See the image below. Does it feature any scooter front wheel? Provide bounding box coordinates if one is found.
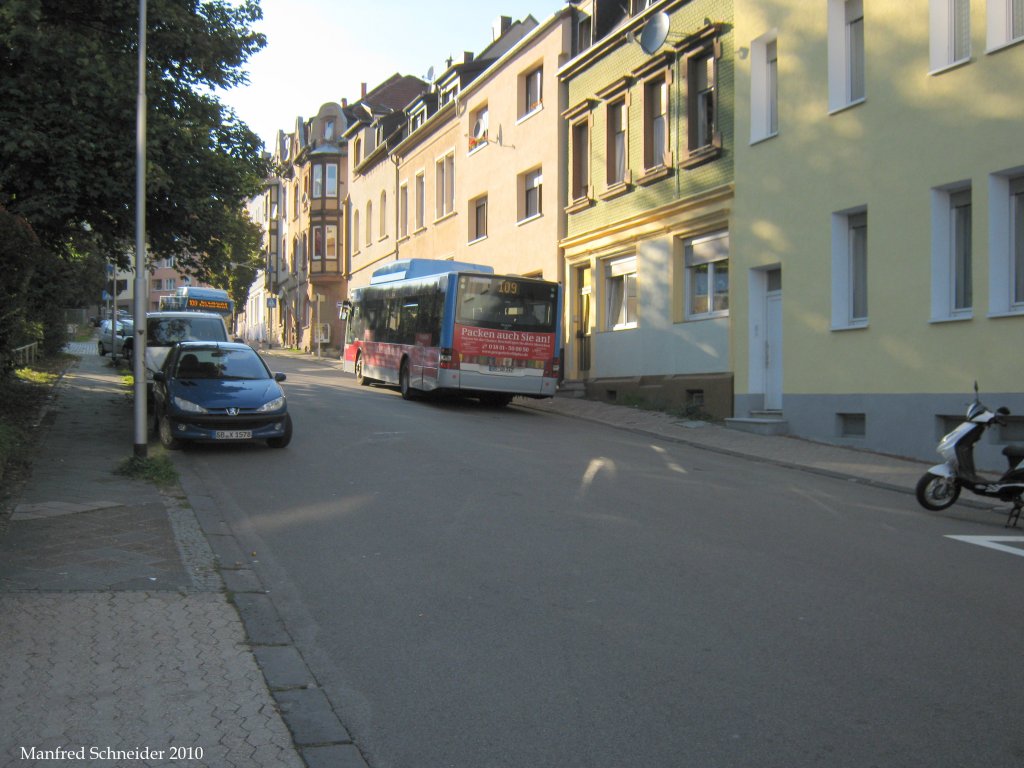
[915,472,961,511]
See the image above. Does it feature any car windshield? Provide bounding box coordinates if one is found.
[148,316,227,346]
[174,348,270,381]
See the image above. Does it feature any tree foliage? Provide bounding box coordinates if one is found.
[0,0,270,371]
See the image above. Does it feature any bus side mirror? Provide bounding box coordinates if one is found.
[339,301,352,321]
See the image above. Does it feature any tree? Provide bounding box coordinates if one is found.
[0,0,270,272]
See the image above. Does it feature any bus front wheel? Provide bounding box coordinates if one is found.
[400,360,417,401]
[354,353,370,386]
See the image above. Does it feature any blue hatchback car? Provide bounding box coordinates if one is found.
[153,341,292,449]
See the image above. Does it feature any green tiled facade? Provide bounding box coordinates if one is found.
[564,0,734,239]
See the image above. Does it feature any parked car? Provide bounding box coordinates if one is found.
[97,319,133,359]
[120,311,231,390]
[152,341,292,449]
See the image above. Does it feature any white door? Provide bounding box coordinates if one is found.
[764,270,783,410]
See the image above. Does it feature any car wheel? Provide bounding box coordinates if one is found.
[98,342,107,356]
[158,413,183,450]
[267,414,292,449]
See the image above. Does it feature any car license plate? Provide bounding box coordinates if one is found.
[215,430,252,440]
[488,365,516,374]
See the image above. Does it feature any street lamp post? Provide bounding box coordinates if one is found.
[132,0,149,458]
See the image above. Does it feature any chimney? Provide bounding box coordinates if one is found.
[341,98,348,107]
[361,82,367,98]
[464,51,474,63]
[492,15,512,41]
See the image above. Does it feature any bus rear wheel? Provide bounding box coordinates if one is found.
[400,360,417,400]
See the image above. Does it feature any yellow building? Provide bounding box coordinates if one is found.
[731,0,1024,463]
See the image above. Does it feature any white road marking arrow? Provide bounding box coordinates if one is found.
[945,536,1024,558]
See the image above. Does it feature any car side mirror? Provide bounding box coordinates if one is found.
[274,372,286,382]
[153,371,166,383]
[234,337,245,344]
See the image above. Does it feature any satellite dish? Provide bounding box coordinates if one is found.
[426,66,435,83]
[639,12,670,55]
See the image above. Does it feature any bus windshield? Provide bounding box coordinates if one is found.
[455,275,557,333]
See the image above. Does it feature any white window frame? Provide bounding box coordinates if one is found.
[988,170,1024,316]
[828,0,866,112]
[313,226,323,260]
[750,32,779,143]
[930,0,971,72]
[326,164,338,198]
[415,172,425,231]
[469,195,488,243]
[435,152,455,220]
[685,231,730,319]
[987,0,1024,51]
[605,255,638,330]
[831,207,869,329]
[399,183,409,239]
[930,184,973,321]
[312,165,323,198]
[643,74,669,171]
[520,167,543,223]
[520,65,543,120]
[325,224,338,260]
[379,191,387,240]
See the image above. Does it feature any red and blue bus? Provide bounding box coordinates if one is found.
[342,259,562,406]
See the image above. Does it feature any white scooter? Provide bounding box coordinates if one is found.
[915,386,1024,527]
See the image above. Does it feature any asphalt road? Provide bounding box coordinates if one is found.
[179,354,1024,768]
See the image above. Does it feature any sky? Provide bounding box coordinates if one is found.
[218,0,565,150]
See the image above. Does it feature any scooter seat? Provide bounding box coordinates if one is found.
[1003,444,1024,461]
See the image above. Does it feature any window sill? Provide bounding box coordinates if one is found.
[987,308,1024,319]
[831,321,869,332]
[599,181,632,201]
[636,165,672,186]
[565,197,594,214]
[685,310,729,321]
[516,105,543,125]
[929,312,972,324]
[750,131,779,146]
[608,322,638,332]
[517,213,543,227]
[679,146,721,169]
[468,235,488,246]
[412,226,427,235]
[828,97,866,116]
[928,57,972,76]
[468,141,489,156]
[986,36,1024,56]
[433,210,457,225]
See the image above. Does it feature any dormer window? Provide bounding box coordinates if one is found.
[324,120,335,140]
[353,137,362,166]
